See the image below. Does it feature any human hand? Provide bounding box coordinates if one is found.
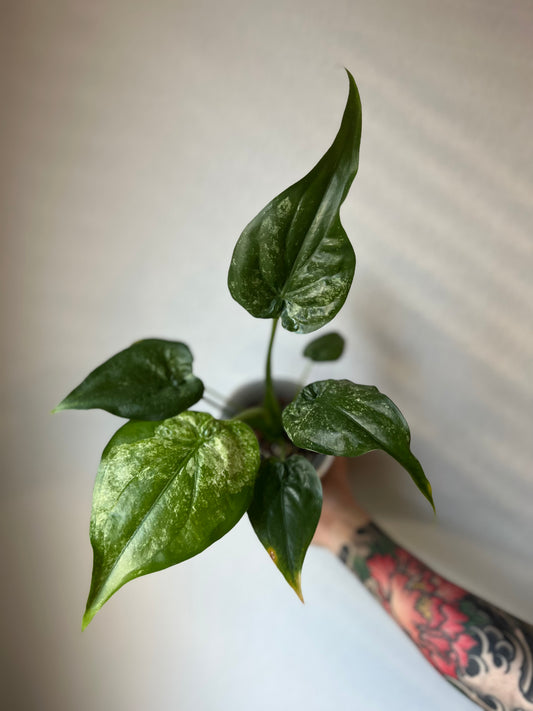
[313,457,370,554]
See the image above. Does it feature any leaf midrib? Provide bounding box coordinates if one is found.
[93,433,207,602]
[279,155,347,305]
[335,402,391,455]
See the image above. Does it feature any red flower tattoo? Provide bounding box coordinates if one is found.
[367,548,477,678]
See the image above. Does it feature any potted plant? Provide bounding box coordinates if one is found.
[54,70,434,630]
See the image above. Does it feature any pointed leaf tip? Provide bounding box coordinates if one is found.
[283,380,434,511]
[426,482,436,514]
[291,572,305,603]
[84,412,260,624]
[228,70,362,333]
[248,456,322,601]
[81,608,95,631]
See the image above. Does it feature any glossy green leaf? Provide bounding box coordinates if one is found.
[282,380,434,510]
[54,339,204,420]
[303,331,345,362]
[248,455,322,601]
[83,412,260,629]
[228,70,361,334]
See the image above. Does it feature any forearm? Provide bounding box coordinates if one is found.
[327,514,533,711]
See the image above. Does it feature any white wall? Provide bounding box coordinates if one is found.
[1,1,532,709]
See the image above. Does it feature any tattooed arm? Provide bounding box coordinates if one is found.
[314,458,533,711]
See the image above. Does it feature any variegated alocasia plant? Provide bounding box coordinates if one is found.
[55,70,434,630]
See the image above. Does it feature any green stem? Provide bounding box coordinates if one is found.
[265,318,279,393]
[263,318,282,434]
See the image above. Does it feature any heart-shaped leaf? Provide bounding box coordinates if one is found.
[228,70,361,334]
[54,339,204,420]
[248,455,322,601]
[303,332,345,362]
[282,380,434,510]
[83,412,260,629]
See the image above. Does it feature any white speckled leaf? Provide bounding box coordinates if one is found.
[282,380,434,510]
[228,70,361,334]
[83,412,260,629]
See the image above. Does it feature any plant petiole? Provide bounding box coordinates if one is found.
[263,318,282,435]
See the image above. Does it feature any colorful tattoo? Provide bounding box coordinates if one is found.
[339,523,533,711]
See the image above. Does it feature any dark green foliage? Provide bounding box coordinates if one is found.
[83,412,260,629]
[55,70,434,628]
[304,332,345,362]
[55,339,204,420]
[283,379,434,510]
[228,71,361,334]
[248,456,322,601]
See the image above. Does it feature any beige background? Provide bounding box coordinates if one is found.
[1,1,532,709]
